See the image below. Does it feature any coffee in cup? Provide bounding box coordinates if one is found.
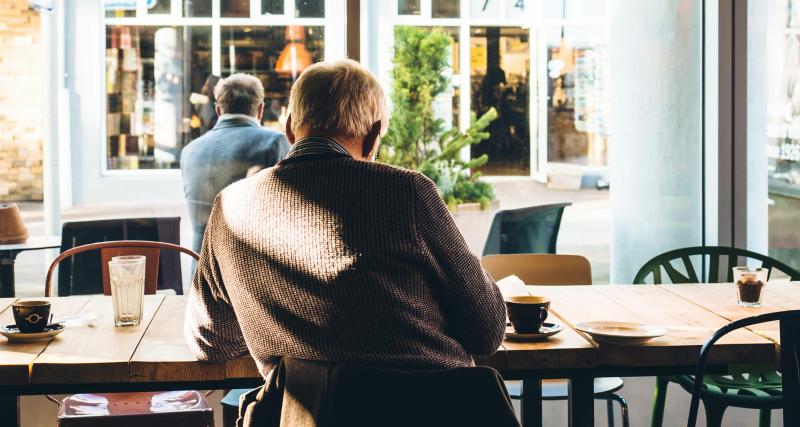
[12,300,51,333]
[505,296,550,333]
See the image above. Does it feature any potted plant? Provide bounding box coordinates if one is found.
[381,27,499,251]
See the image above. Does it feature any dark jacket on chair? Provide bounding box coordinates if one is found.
[237,358,520,427]
[180,114,289,253]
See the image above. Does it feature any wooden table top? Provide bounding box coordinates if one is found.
[0,283,793,387]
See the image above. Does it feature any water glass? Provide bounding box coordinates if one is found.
[733,266,768,308]
[109,255,146,326]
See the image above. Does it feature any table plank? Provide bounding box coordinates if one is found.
[502,312,596,371]
[31,294,165,384]
[0,297,90,386]
[661,283,800,344]
[130,296,227,383]
[529,285,774,367]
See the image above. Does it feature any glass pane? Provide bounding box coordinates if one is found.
[105,26,212,170]
[432,0,460,18]
[221,26,325,130]
[296,0,324,17]
[262,0,283,15]
[545,25,609,166]
[221,0,249,17]
[105,0,136,18]
[184,0,212,17]
[766,1,800,268]
[470,26,530,175]
[398,0,421,16]
[148,0,171,14]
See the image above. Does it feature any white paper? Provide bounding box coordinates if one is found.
[496,275,531,299]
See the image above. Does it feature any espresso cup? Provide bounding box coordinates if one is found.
[505,296,550,333]
[12,300,51,333]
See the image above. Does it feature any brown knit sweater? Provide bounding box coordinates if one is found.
[184,154,506,377]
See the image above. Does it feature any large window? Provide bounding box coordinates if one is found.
[766,0,800,267]
[103,0,330,171]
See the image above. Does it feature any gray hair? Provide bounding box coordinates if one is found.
[289,59,387,137]
[214,73,264,117]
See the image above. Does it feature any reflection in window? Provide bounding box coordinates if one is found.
[221,0,250,17]
[221,26,324,130]
[184,0,212,17]
[767,0,800,267]
[398,0,421,16]
[546,25,609,166]
[262,0,283,14]
[148,0,172,14]
[470,27,530,175]
[295,0,324,17]
[432,0,459,18]
[105,26,212,170]
[105,0,135,18]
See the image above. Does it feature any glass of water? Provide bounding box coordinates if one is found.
[109,255,146,326]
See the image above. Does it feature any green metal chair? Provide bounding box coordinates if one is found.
[633,246,800,427]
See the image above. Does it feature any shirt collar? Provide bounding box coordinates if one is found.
[284,136,353,160]
[216,113,261,128]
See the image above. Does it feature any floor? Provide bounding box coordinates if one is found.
[10,179,781,425]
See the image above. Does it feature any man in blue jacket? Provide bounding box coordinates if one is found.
[181,73,289,253]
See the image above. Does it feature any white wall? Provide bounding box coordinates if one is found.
[608,0,704,283]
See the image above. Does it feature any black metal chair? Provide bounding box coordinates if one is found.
[687,310,800,427]
[482,203,571,256]
[58,217,184,296]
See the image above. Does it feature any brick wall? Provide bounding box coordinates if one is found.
[0,0,42,201]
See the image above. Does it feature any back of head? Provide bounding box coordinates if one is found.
[289,59,387,138]
[215,73,264,117]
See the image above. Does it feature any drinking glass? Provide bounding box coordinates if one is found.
[733,266,768,308]
[109,255,146,326]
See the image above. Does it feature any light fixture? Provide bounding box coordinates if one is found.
[275,26,313,80]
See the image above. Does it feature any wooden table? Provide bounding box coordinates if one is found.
[0,236,60,297]
[0,284,794,427]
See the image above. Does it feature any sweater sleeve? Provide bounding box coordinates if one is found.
[413,173,507,356]
[184,196,249,362]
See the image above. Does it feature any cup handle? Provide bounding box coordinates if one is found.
[539,307,548,322]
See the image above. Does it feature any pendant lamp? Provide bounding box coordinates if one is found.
[275,26,313,80]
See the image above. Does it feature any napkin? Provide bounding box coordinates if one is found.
[496,275,531,299]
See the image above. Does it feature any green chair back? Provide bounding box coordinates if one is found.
[633,246,800,285]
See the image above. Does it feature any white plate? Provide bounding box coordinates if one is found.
[575,321,666,345]
[0,323,65,343]
[505,322,563,341]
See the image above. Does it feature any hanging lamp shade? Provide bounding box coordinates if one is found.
[275,26,313,78]
[0,203,28,244]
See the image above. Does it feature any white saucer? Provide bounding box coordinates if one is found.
[575,321,666,345]
[505,322,563,341]
[0,323,65,343]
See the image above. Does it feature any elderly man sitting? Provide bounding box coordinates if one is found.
[185,59,505,379]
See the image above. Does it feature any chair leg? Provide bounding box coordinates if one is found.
[606,400,615,427]
[702,401,726,427]
[650,376,669,427]
[758,408,771,427]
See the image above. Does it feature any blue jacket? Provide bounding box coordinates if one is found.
[181,115,289,252]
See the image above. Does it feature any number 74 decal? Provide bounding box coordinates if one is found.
[482,0,526,11]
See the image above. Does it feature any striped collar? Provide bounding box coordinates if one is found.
[284,136,353,160]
